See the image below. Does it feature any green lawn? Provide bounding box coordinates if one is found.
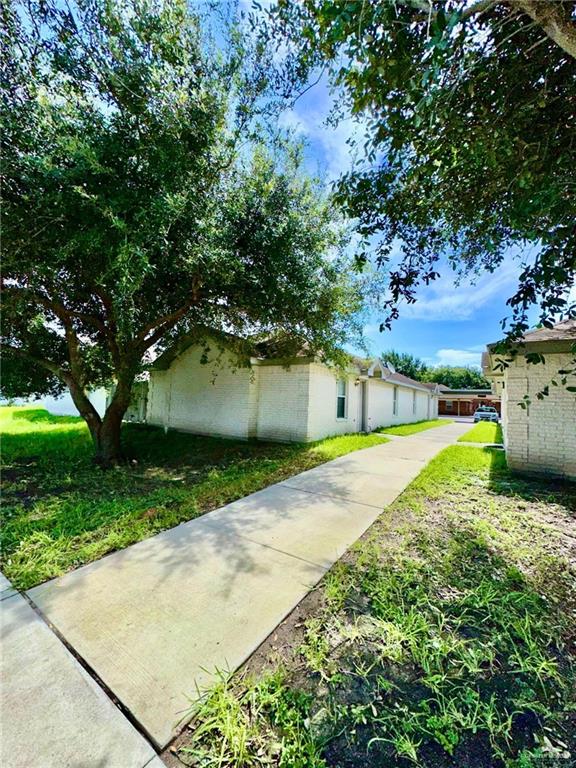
[375,418,451,436]
[174,445,576,768]
[458,421,503,444]
[0,406,387,589]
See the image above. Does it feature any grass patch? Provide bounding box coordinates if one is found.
[459,421,503,444]
[375,418,451,436]
[0,406,387,589]
[174,446,576,768]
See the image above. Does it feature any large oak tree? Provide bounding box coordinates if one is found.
[266,0,576,342]
[2,0,364,464]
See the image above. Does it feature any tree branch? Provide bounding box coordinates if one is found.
[63,372,103,432]
[92,286,123,369]
[461,0,498,23]
[508,0,576,59]
[411,0,497,23]
[2,285,107,333]
[135,278,202,350]
[137,302,196,349]
[3,344,64,377]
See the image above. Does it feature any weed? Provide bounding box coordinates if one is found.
[179,670,327,767]
[175,445,575,767]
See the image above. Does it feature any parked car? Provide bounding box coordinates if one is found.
[473,406,499,423]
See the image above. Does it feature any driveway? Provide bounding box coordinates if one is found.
[12,421,469,757]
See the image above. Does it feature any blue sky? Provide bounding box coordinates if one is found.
[277,77,543,369]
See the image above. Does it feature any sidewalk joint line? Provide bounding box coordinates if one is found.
[20,589,162,754]
[228,535,330,572]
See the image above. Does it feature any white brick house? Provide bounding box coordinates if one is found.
[144,334,439,443]
[483,320,576,480]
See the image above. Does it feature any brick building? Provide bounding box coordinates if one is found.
[141,331,440,442]
[436,387,501,418]
[483,319,576,479]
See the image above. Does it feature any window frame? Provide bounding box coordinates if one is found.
[336,378,347,420]
[412,390,417,415]
[445,400,453,411]
[392,385,398,416]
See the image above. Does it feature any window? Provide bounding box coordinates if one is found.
[336,378,347,419]
[445,400,453,411]
[412,391,417,415]
[393,385,398,415]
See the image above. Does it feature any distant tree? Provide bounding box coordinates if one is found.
[2,0,364,465]
[381,350,428,381]
[266,0,576,342]
[423,366,490,389]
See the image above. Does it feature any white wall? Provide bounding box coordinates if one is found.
[255,363,311,442]
[502,352,576,479]
[145,347,439,444]
[367,380,433,428]
[147,370,169,425]
[147,347,257,439]
[307,364,361,441]
[365,379,394,430]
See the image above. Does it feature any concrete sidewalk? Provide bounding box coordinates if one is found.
[0,573,162,768]
[26,421,469,750]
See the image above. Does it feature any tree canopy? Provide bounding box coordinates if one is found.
[424,366,490,390]
[380,349,429,381]
[267,0,576,342]
[2,0,365,463]
[381,349,490,388]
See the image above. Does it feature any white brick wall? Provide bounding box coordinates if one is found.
[146,345,440,444]
[255,363,311,442]
[502,352,576,479]
[306,364,361,441]
[147,347,256,439]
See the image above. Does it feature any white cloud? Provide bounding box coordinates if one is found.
[428,347,485,367]
[279,109,358,181]
[278,78,365,181]
[401,257,521,321]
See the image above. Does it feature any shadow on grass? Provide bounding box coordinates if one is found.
[1,415,387,590]
[485,445,576,507]
[177,503,576,768]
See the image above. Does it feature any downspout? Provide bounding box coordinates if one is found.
[164,368,173,434]
[247,358,260,440]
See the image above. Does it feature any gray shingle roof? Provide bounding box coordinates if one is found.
[522,319,576,343]
[381,370,431,391]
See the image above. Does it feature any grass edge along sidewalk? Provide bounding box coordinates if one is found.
[375,418,451,436]
[1,406,387,590]
[167,444,576,768]
[458,421,503,444]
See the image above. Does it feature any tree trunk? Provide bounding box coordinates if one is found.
[92,406,125,467]
[65,370,135,467]
[91,372,136,467]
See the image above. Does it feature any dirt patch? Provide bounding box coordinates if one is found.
[162,587,327,766]
[162,457,576,768]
